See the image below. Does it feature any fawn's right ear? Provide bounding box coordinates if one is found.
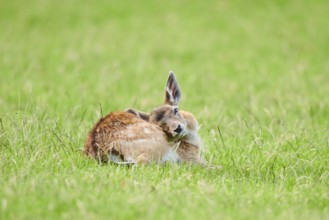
[164,71,181,106]
[125,108,150,121]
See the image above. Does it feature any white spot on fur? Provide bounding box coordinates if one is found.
[109,154,123,163]
[108,154,136,165]
[161,145,181,163]
[161,149,180,163]
[126,130,135,138]
[143,128,151,133]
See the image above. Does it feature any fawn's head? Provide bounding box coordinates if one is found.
[127,72,188,141]
[149,72,187,140]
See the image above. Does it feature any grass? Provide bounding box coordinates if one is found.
[1,0,328,219]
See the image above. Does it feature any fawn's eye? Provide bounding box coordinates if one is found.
[174,108,179,114]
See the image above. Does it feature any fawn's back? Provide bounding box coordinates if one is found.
[84,111,170,163]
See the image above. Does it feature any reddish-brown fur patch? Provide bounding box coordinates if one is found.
[84,111,169,163]
[84,112,144,162]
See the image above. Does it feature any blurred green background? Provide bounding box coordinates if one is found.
[0,0,328,219]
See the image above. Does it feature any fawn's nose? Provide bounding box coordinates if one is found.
[174,124,183,134]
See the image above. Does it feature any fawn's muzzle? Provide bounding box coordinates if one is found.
[174,124,183,134]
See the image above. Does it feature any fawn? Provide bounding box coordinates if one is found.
[84,72,204,164]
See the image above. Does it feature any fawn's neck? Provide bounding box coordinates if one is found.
[181,131,201,148]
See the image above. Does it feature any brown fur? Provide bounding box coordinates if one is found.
[84,111,170,163]
[84,72,205,164]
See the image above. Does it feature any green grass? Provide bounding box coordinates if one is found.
[1,0,329,219]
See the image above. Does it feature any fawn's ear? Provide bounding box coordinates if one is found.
[125,108,150,121]
[164,71,181,106]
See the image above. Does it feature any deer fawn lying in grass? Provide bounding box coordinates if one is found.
[84,72,204,164]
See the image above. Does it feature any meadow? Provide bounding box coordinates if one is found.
[0,0,328,219]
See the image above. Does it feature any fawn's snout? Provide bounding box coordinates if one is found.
[174,124,183,134]
[168,120,186,137]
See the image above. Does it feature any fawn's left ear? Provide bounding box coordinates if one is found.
[164,71,181,106]
[125,108,150,121]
